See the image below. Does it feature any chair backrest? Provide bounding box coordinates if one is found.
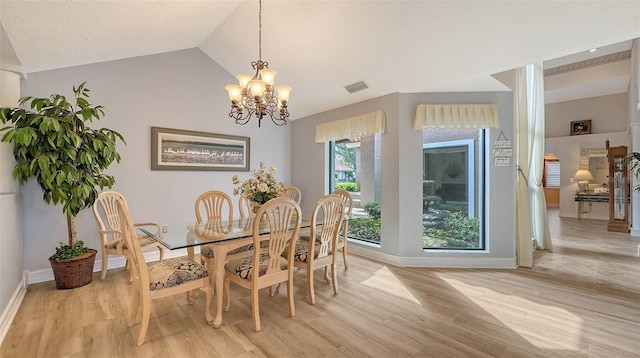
[331,189,353,242]
[238,195,255,218]
[332,189,353,217]
[115,196,149,291]
[252,197,301,280]
[93,190,127,246]
[309,194,345,258]
[283,186,302,204]
[195,190,233,223]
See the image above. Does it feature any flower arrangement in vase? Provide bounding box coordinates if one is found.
[232,162,284,210]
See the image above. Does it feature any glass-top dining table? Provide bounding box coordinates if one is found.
[137,215,314,328]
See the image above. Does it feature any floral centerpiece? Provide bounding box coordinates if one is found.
[232,162,284,206]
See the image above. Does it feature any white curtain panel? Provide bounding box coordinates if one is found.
[526,63,553,251]
[413,104,500,130]
[315,110,385,143]
[515,67,533,267]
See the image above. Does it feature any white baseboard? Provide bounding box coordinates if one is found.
[348,243,517,269]
[0,277,27,346]
[28,247,196,285]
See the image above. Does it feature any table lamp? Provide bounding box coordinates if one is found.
[574,169,594,192]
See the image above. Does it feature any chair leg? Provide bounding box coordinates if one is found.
[342,241,349,269]
[251,288,261,332]
[100,252,108,280]
[287,278,296,318]
[270,283,281,296]
[307,266,316,305]
[136,297,151,346]
[128,260,134,283]
[158,246,164,262]
[128,290,141,327]
[323,266,330,282]
[331,262,339,295]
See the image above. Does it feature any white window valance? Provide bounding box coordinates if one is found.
[413,104,500,130]
[315,110,385,143]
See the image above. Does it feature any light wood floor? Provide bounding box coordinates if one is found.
[2,209,639,357]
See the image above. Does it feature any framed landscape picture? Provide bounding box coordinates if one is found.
[151,127,250,171]
[570,120,592,136]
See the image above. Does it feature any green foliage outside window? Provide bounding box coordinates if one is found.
[363,201,381,219]
[335,182,358,192]
[423,211,480,248]
[347,218,381,243]
[346,202,479,247]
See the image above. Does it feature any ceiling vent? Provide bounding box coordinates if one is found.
[344,80,369,94]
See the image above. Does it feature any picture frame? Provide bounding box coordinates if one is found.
[151,127,250,171]
[570,120,592,136]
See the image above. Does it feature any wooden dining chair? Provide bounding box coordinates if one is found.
[238,195,255,218]
[194,191,233,280]
[223,197,301,332]
[116,196,213,346]
[195,190,254,295]
[288,194,344,305]
[195,190,234,223]
[92,191,165,280]
[332,189,353,269]
[283,186,302,204]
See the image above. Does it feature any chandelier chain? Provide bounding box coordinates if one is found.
[258,0,262,61]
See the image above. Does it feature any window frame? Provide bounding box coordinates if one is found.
[421,130,486,251]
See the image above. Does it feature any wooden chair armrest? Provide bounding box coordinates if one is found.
[99,229,126,249]
[133,222,161,228]
[134,222,161,235]
[100,229,123,236]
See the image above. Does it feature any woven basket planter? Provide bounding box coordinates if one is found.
[49,249,97,289]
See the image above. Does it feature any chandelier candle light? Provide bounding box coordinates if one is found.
[225,0,291,127]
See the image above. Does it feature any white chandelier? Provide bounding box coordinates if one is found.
[225,0,291,127]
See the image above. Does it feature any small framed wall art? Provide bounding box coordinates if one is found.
[570,120,592,136]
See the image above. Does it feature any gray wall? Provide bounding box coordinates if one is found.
[18,49,292,274]
[545,93,628,138]
[291,91,516,267]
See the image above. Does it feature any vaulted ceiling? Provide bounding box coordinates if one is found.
[1,1,638,120]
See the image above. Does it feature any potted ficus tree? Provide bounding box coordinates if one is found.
[0,82,125,289]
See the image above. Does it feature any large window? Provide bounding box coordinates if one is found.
[422,129,484,249]
[330,134,382,244]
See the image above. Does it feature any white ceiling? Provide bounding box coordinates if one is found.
[1,1,639,120]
